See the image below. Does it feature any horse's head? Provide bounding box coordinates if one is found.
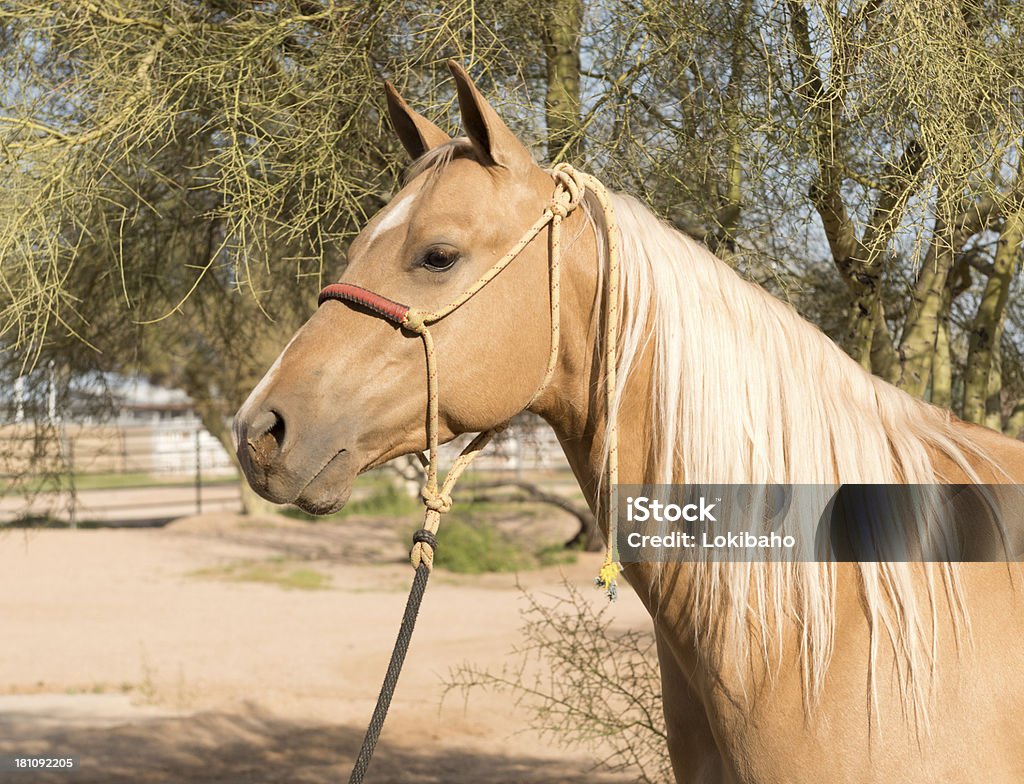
[234,63,586,514]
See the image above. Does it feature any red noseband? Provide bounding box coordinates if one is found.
[318,283,410,325]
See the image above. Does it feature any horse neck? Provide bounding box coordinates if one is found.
[531,201,645,482]
[529,191,1024,713]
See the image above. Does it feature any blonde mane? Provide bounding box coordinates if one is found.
[406,142,989,724]
[602,192,991,725]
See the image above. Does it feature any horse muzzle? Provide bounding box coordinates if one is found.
[234,404,358,514]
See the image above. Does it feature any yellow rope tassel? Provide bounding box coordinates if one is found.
[595,549,621,602]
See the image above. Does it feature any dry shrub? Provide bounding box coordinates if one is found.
[445,581,671,783]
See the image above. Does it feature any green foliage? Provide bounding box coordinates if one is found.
[429,517,527,574]
[445,581,669,782]
[425,512,577,574]
[343,483,422,518]
[282,475,579,572]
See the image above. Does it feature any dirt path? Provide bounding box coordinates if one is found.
[0,484,242,525]
[0,516,653,782]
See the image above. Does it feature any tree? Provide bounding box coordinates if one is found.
[3,2,1023,521]
[543,0,584,163]
[585,0,1024,427]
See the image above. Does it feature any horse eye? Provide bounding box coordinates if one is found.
[421,246,460,272]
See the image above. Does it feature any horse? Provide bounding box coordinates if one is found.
[233,62,1024,783]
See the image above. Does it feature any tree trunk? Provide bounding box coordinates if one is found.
[788,3,924,377]
[897,211,956,398]
[931,289,953,408]
[543,0,583,163]
[197,401,281,517]
[712,0,751,255]
[985,343,1004,432]
[962,209,1023,424]
[846,289,876,370]
[236,477,281,518]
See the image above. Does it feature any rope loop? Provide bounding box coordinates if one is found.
[410,541,435,570]
[548,163,586,219]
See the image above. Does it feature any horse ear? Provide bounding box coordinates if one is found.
[384,81,450,161]
[447,61,533,170]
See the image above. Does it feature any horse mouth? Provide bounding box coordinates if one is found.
[291,448,355,514]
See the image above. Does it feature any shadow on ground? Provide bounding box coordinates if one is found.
[0,705,625,783]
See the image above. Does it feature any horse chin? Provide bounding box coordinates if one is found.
[291,451,357,515]
[293,490,351,516]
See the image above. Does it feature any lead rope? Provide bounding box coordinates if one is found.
[576,167,623,600]
[341,164,621,783]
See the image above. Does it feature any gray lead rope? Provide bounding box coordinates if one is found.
[347,530,435,783]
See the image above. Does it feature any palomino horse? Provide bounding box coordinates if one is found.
[234,63,1024,782]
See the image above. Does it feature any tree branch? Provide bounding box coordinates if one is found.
[468,480,600,551]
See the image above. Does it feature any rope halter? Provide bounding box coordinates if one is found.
[318,162,622,599]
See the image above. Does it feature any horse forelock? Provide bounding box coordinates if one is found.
[403,137,476,184]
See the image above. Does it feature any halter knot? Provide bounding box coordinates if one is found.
[548,163,586,219]
[421,489,452,514]
[402,309,428,334]
[548,198,572,220]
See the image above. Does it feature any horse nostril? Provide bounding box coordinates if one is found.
[269,412,285,448]
[247,409,286,468]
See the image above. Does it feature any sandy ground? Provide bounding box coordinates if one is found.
[0,513,653,783]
